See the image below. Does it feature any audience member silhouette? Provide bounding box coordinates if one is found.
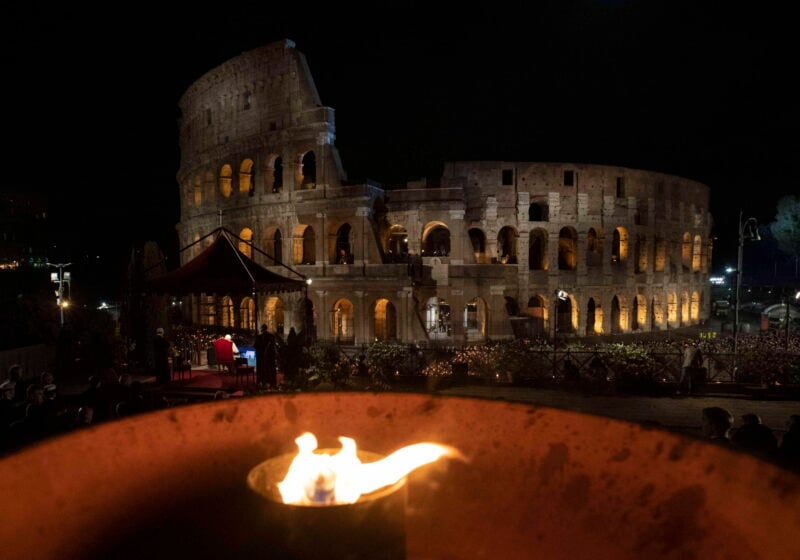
[255,324,277,388]
[779,414,800,472]
[153,327,172,384]
[701,406,734,445]
[731,413,779,461]
[7,364,31,405]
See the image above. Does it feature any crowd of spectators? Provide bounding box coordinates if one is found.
[0,363,168,457]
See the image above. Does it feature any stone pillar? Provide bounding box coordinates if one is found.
[449,209,465,264]
[315,290,328,340]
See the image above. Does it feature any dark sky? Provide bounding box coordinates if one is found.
[3,1,798,296]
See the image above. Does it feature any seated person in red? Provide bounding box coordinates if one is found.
[212,335,238,374]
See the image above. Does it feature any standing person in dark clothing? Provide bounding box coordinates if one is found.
[281,327,301,384]
[779,415,800,472]
[153,327,172,384]
[255,324,277,389]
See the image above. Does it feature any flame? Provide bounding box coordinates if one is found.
[276,432,458,505]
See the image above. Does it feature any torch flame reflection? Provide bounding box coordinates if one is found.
[277,432,459,505]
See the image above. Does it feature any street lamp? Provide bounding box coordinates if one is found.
[48,262,72,327]
[553,289,568,344]
[733,211,760,375]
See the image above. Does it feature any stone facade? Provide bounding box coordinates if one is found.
[175,39,712,345]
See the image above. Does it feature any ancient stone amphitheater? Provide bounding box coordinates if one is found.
[175,39,712,346]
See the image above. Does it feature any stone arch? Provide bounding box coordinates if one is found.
[263,227,283,265]
[681,291,690,325]
[667,292,678,325]
[528,228,548,270]
[219,164,233,198]
[558,227,577,270]
[526,295,547,335]
[554,293,575,335]
[586,298,602,335]
[262,296,286,337]
[611,295,626,333]
[528,202,549,221]
[425,296,452,339]
[334,223,352,264]
[632,294,647,331]
[293,224,316,265]
[692,234,702,272]
[497,226,518,264]
[422,222,450,256]
[331,298,354,342]
[612,226,629,265]
[221,295,234,328]
[239,158,254,195]
[468,228,487,263]
[654,236,666,272]
[372,298,397,341]
[238,227,253,258]
[240,297,255,331]
[193,175,202,206]
[464,297,488,341]
[300,150,316,188]
[387,225,409,260]
[265,154,283,193]
[690,290,700,321]
[682,232,692,270]
[651,295,664,330]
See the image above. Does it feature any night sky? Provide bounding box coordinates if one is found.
[3,1,798,298]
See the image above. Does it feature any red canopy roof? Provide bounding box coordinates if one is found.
[144,228,306,295]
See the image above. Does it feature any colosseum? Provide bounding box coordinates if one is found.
[174,39,713,346]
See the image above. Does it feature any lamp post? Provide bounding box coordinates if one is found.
[553,289,568,344]
[48,262,72,327]
[304,278,313,342]
[733,211,760,377]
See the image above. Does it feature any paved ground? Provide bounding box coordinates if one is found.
[59,364,800,441]
[436,383,800,438]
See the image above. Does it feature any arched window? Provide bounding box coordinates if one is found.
[558,227,577,270]
[301,151,316,188]
[468,228,486,262]
[464,297,488,341]
[272,157,283,192]
[692,235,702,272]
[586,298,603,335]
[529,229,547,270]
[219,164,233,198]
[422,224,450,256]
[221,296,234,328]
[528,203,549,222]
[651,296,664,330]
[526,295,547,337]
[239,158,254,195]
[238,228,253,258]
[425,297,452,339]
[612,227,629,265]
[373,298,397,341]
[682,232,692,270]
[262,228,283,264]
[293,225,316,265]
[193,175,202,206]
[497,226,518,264]
[335,223,352,264]
[263,296,285,337]
[654,236,666,272]
[332,298,354,342]
[387,225,409,261]
[239,297,255,331]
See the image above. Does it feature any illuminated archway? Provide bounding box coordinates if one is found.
[425,296,452,340]
[373,298,397,341]
[331,298,354,342]
[219,164,233,198]
[221,296,234,328]
[464,297,488,341]
[239,297,255,331]
[238,228,253,258]
[263,297,285,337]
